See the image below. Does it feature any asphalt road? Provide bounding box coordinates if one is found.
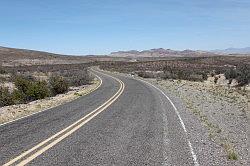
[0,69,198,166]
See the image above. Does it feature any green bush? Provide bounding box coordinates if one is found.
[224,65,250,86]
[11,89,25,104]
[0,68,7,74]
[0,87,14,107]
[14,76,50,102]
[225,68,237,80]
[49,76,69,95]
[14,76,31,95]
[236,64,250,86]
[26,81,50,101]
[1,75,70,107]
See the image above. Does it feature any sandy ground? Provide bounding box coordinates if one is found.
[144,78,249,165]
[0,78,101,125]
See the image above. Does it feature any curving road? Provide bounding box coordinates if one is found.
[0,69,198,166]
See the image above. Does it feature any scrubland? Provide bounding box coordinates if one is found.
[0,63,97,123]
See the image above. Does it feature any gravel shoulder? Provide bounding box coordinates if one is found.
[0,78,101,125]
[98,69,249,165]
[142,78,249,166]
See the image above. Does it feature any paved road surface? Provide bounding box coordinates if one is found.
[0,69,198,165]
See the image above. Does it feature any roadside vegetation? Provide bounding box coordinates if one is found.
[0,63,93,107]
[224,64,250,86]
[99,56,250,86]
[0,67,7,74]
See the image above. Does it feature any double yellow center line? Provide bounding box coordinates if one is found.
[3,71,125,166]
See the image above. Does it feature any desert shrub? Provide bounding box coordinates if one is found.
[11,89,25,104]
[0,87,15,107]
[0,64,94,107]
[0,68,7,74]
[236,64,250,86]
[0,77,8,83]
[214,69,222,75]
[187,74,204,82]
[14,76,50,102]
[62,69,92,86]
[223,65,250,86]
[162,66,207,82]
[178,71,205,82]
[162,66,178,80]
[137,71,156,78]
[225,68,237,80]
[49,76,69,95]
[201,72,208,80]
[70,74,92,86]
[26,81,50,101]
[162,71,175,79]
[214,77,218,84]
[137,71,149,78]
[14,76,31,95]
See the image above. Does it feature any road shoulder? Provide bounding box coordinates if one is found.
[143,78,248,166]
[105,68,248,166]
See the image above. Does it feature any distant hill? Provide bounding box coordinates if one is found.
[2,46,248,66]
[0,46,130,66]
[110,48,218,58]
[0,46,92,66]
[0,46,63,61]
[211,47,250,54]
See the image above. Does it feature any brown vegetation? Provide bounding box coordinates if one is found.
[99,56,250,84]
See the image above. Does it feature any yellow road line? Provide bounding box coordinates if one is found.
[3,70,124,166]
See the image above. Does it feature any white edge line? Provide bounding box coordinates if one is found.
[87,69,199,165]
[0,71,102,127]
[134,77,199,166]
[91,69,199,166]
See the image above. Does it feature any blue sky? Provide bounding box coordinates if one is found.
[0,0,250,55]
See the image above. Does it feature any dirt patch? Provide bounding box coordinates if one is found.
[0,78,101,125]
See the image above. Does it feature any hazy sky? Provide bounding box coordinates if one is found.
[0,0,249,55]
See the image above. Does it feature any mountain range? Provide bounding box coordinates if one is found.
[1,46,249,66]
[110,48,217,58]
[211,47,250,54]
